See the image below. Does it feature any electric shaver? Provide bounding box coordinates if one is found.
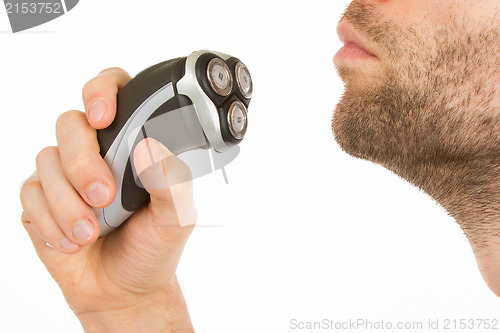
[95,50,253,237]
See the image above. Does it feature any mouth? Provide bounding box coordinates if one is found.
[334,20,377,64]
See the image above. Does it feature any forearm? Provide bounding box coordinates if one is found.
[78,278,193,333]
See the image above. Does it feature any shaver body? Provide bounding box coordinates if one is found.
[95,50,252,236]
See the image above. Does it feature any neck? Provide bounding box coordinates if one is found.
[389,155,500,295]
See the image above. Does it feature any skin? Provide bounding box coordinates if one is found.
[20,68,196,332]
[332,1,500,295]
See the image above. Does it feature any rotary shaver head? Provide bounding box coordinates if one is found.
[177,51,253,151]
[95,50,253,237]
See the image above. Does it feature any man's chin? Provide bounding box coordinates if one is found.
[335,63,384,89]
[332,89,390,165]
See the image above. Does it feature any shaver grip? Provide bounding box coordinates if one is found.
[94,57,207,236]
[97,57,187,158]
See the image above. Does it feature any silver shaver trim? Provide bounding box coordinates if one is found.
[177,50,231,153]
[95,83,176,235]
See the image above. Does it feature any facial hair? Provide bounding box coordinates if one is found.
[332,0,500,245]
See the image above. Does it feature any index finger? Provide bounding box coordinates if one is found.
[82,67,132,129]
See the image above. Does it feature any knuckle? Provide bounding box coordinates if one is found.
[64,153,94,181]
[98,67,126,76]
[99,67,131,88]
[22,211,59,243]
[36,146,59,167]
[20,211,29,223]
[40,227,62,246]
[41,225,59,243]
[20,179,39,202]
[56,110,84,133]
[83,68,131,99]
[83,75,115,99]
[82,76,100,95]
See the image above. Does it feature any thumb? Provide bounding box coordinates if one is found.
[132,138,197,242]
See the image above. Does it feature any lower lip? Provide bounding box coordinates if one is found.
[333,43,377,64]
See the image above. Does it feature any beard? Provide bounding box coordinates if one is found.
[332,1,500,242]
[332,1,500,177]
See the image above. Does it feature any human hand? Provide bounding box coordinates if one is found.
[20,68,196,332]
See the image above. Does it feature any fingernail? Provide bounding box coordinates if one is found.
[72,219,94,242]
[85,181,110,206]
[88,99,105,123]
[60,236,78,252]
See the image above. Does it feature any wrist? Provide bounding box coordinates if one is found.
[77,278,193,333]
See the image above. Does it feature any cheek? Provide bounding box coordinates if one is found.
[430,0,499,33]
[459,0,500,27]
[370,0,439,27]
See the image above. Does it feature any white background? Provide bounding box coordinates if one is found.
[1,0,499,332]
